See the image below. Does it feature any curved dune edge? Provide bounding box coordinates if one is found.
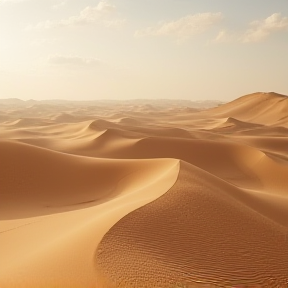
[202,92,288,127]
[9,127,288,196]
[0,140,180,287]
[95,161,288,288]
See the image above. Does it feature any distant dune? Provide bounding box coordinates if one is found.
[0,92,287,288]
[203,92,288,127]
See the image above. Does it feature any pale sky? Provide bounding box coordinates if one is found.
[0,0,287,101]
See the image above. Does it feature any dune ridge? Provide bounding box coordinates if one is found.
[0,140,179,287]
[96,161,288,288]
[203,92,288,127]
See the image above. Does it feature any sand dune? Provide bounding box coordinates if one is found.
[96,161,288,288]
[0,140,179,287]
[4,118,54,128]
[52,113,80,123]
[49,135,288,194]
[0,92,288,287]
[214,117,263,131]
[203,92,288,127]
[0,140,178,218]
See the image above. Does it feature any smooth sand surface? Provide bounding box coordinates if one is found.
[0,92,288,288]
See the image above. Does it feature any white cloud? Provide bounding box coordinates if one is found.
[135,13,223,41]
[213,30,237,43]
[241,13,288,43]
[26,1,124,30]
[212,13,288,44]
[52,0,67,10]
[48,55,102,67]
[214,30,230,42]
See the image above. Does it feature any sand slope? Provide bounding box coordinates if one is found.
[96,161,288,288]
[0,92,288,287]
[0,140,179,287]
[203,92,288,127]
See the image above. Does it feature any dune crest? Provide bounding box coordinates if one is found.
[96,161,288,288]
[0,140,179,287]
[203,92,288,127]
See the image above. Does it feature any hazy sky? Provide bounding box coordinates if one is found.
[0,0,287,101]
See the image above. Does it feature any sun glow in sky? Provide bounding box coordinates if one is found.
[0,0,287,101]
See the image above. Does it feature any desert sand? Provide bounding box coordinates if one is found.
[0,92,288,288]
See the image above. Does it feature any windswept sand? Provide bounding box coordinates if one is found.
[0,92,288,288]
